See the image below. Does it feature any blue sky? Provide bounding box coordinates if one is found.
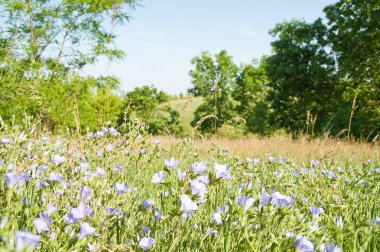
[83,0,337,95]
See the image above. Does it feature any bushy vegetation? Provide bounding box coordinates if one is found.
[189,0,379,139]
[0,0,378,139]
[0,122,379,251]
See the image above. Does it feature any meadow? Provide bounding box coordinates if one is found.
[0,122,379,251]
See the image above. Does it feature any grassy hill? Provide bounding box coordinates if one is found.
[165,96,203,131]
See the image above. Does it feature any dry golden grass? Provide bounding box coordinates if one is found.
[156,135,380,166]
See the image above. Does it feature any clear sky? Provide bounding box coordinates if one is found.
[83,0,337,95]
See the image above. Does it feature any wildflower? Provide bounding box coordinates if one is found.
[151,171,165,184]
[180,194,197,213]
[268,156,276,163]
[88,244,101,251]
[46,204,58,215]
[236,196,255,211]
[4,172,29,188]
[142,226,150,236]
[215,205,229,213]
[50,172,64,182]
[96,168,106,177]
[177,169,187,180]
[164,157,180,169]
[309,206,324,218]
[1,138,11,144]
[139,237,155,251]
[51,154,65,165]
[33,212,52,233]
[271,192,294,208]
[208,229,218,235]
[108,127,120,136]
[0,216,8,229]
[191,162,208,174]
[153,139,160,145]
[105,144,115,152]
[115,182,130,195]
[214,163,231,180]
[15,231,41,251]
[113,164,122,173]
[190,179,207,197]
[310,160,320,166]
[320,242,342,252]
[336,216,343,228]
[196,175,209,186]
[95,131,104,138]
[260,188,271,206]
[246,158,253,163]
[211,212,222,225]
[80,186,92,202]
[65,203,92,224]
[79,223,96,239]
[295,235,314,252]
[142,199,155,210]
[154,210,163,220]
[87,132,94,138]
[140,148,147,155]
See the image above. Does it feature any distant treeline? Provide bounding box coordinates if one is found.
[0,0,379,140]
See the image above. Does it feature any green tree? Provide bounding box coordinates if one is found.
[189,50,238,133]
[120,85,182,135]
[232,58,271,135]
[324,0,380,138]
[0,0,137,130]
[266,19,339,134]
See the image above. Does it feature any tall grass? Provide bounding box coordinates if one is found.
[0,123,379,251]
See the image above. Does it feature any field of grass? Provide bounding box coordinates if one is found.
[0,124,379,251]
[165,96,203,131]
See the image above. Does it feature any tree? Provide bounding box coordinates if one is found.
[120,85,182,135]
[0,0,137,130]
[266,19,339,134]
[189,50,238,133]
[324,0,380,138]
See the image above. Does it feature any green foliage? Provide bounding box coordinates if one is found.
[189,50,238,133]
[266,19,340,134]
[120,85,183,135]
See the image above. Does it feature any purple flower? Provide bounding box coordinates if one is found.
[15,231,41,251]
[211,212,222,225]
[154,210,163,220]
[113,164,122,173]
[164,157,180,169]
[50,172,64,182]
[191,162,208,174]
[142,199,155,210]
[79,223,96,239]
[65,203,92,224]
[295,235,314,252]
[309,206,324,218]
[116,182,130,195]
[215,205,229,213]
[271,192,294,208]
[195,175,209,186]
[190,179,207,197]
[260,188,271,206]
[0,216,8,229]
[33,212,52,233]
[96,168,106,177]
[1,138,11,144]
[109,127,120,136]
[139,237,155,251]
[320,242,342,252]
[177,169,187,180]
[46,204,58,215]
[140,148,147,155]
[214,163,231,180]
[80,186,92,202]
[51,154,65,165]
[4,172,29,188]
[105,144,115,152]
[151,171,165,184]
[142,226,151,236]
[95,131,104,138]
[236,196,255,211]
[180,194,197,213]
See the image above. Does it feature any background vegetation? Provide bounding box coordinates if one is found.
[0,0,379,141]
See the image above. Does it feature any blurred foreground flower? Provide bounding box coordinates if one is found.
[139,237,155,250]
[15,231,40,251]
